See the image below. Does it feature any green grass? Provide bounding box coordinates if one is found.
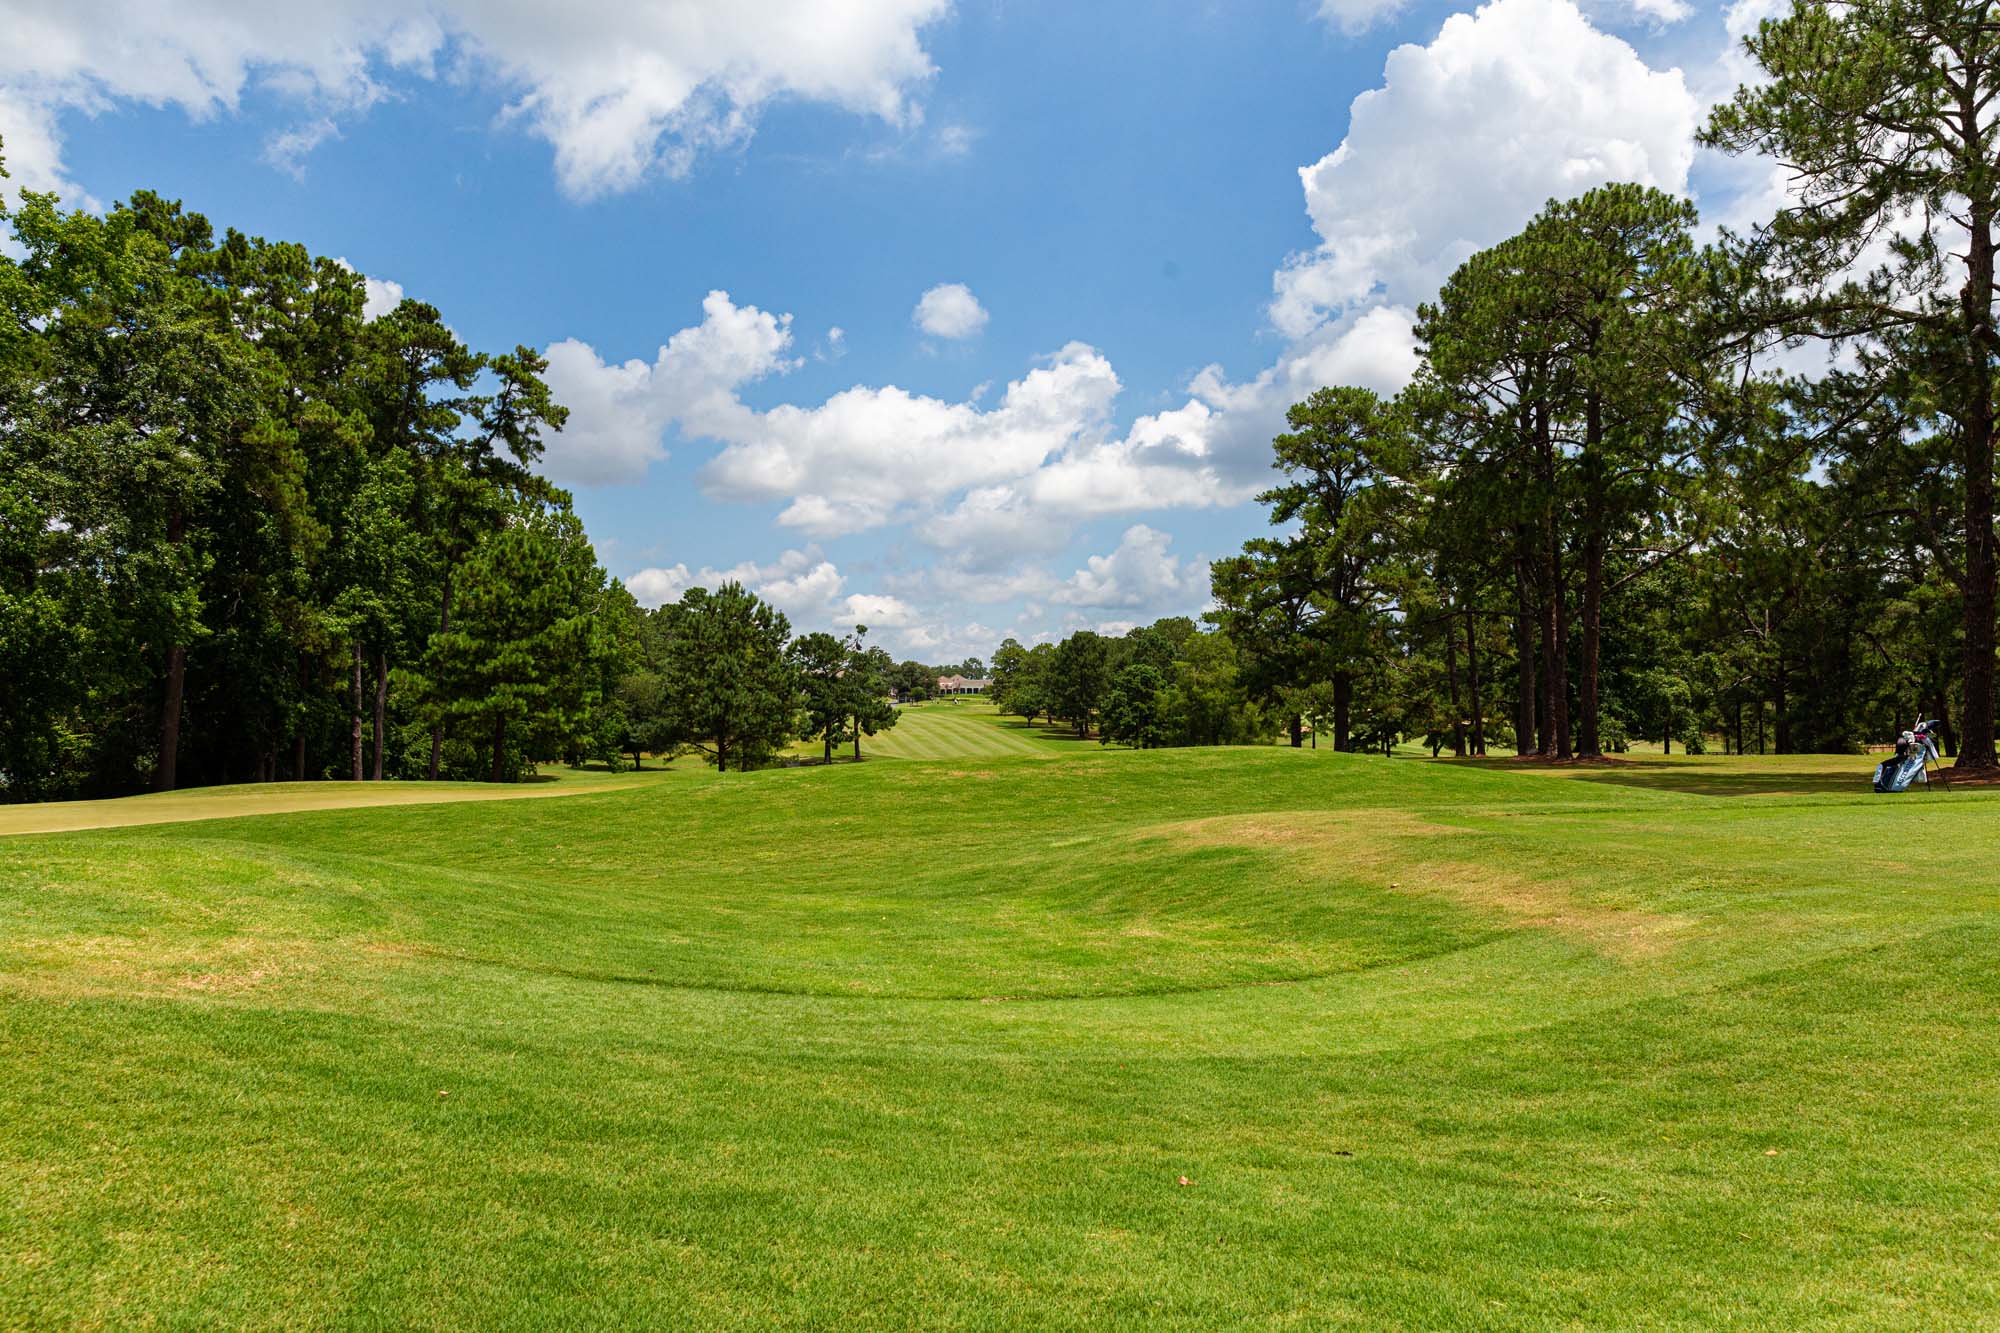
[4,745,1999,1326]
[0,762,691,837]
[788,697,1092,761]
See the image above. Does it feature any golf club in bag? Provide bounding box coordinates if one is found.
[1873,719,1945,793]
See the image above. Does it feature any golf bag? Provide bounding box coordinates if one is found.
[1873,720,1942,793]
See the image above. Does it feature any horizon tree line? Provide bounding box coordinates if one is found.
[4,0,1993,789]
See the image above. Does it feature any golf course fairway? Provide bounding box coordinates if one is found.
[4,742,1997,1326]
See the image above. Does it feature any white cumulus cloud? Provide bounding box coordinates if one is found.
[0,0,947,202]
[554,0,1708,584]
[624,546,839,619]
[540,290,797,486]
[700,340,1121,536]
[1051,525,1210,615]
[1273,0,1699,340]
[912,282,989,339]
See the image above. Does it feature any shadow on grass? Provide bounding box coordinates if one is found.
[1453,754,1889,798]
[993,715,1094,744]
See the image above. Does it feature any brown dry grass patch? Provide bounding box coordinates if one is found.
[3,931,342,1001]
[1137,809,1688,960]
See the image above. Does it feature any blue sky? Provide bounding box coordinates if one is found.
[1,0,1779,662]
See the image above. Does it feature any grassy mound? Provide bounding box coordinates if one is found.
[3,747,1997,1326]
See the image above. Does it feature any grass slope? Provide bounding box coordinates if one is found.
[791,698,1086,762]
[0,764,684,838]
[4,747,1998,1326]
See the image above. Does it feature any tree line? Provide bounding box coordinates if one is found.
[5,0,1991,785]
[0,170,934,798]
[1190,4,2000,767]
[0,175,646,797]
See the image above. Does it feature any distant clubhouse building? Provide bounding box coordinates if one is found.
[937,674,992,696]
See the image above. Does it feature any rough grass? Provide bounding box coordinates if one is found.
[3,745,1998,1327]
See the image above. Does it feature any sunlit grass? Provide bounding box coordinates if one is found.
[3,746,1997,1326]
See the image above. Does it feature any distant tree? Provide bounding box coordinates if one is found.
[1049,631,1111,737]
[990,638,1051,721]
[1208,539,1323,747]
[788,631,852,763]
[1159,631,1266,747]
[881,659,919,702]
[1704,0,2000,767]
[427,504,605,782]
[846,636,899,759]
[655,583,797,772]
[1255,385,1406,750]
[1123,618,1196,675]
[1100,663,1167,748]
[1282,680,1343,751]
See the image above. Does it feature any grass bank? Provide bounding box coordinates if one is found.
[3,745,1997,1325]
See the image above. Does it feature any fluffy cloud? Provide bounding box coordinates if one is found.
[842,593,918,627]
[912,282,989,339]
[540,290,797,485]
[894,621,998,660]
[622,546,932,648]
[884,0,1696,556]
[1627,0,1695,20]
[536,0,1710,601]
[701,340,1121,535]
[362,274,404,321]
[0,86,91,208]
[623,546,840,619]
[332,258,407,321]
[1273,0,1699,339]
[624,565,695,609]
[0,0,946,201]
[1050,525,1210,615]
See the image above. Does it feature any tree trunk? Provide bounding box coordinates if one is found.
[490,714,506,783]
[428,574,454,781]
[1577,514,1605,757]
[1933,689,1958,757]
[1774,672,1792,754]
[853,716,862,762]
[372,651,388,781]
[351,646,365,781]
[1538,588,1559,758]
[155,644,186,792]
[1444,616,1465,758]
[1514,555,1537,756]
[293,651,311,780]
[1534,402,1572,760]
[155,505,188,793]
[1553,581,1572,760]
[1289,713,1303,748]
[1957,197,1998,768]
[1574,378,1606,759]
[1465,607,1485,756]
[824,731,832,763]
[1333,672,1352,753]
